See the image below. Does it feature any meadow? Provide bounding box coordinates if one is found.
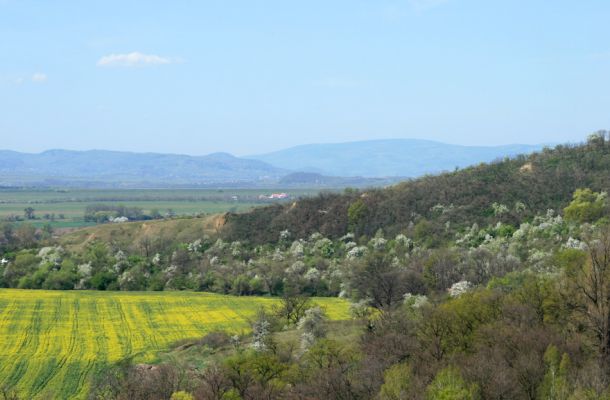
[0,188,323,228]
[0,289,350,399]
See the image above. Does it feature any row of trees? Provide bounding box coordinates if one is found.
[84,204,179,223]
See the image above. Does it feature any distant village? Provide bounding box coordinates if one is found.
[258,192,290,200]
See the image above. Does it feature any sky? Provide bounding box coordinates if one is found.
[1,0,609,156]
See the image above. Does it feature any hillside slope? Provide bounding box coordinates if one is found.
[247,139,546,177]
[59,214,226,253]
[225,134,610,244]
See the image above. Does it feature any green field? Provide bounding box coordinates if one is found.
[0,188,324,228]
[0,289,349,399]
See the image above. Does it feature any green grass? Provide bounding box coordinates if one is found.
[0,188,325,228]
[0,289,350,399]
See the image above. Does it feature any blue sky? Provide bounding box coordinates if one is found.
[1,0,609,155]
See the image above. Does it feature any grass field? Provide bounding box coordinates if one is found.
[0,188,324,228]
[0,289,350,399]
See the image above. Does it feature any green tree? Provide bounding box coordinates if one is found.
[380,363,413,400]
[90,271,117,290]
[224,351,286,399]
[564,189,607,223]
[3,252,39,287]
[538,345,571,400]
[43,266,77,290]
[347,199,368,235]
[85,242,111,274]
[426,367,479,400]
[170,391,194,400]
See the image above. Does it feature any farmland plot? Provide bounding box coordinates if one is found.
[0,290,349,399]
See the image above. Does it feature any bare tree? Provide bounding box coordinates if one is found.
[23,207,35,220]
[194,364,230,400]
[274,289,312,325]
[350,252,425,311]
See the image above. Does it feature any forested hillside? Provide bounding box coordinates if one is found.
[225,133,610,244]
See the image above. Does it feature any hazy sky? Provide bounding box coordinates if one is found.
[1,0,609,156]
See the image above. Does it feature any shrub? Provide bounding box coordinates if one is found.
[170,391,194,400]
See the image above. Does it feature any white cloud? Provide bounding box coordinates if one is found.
[31,73,47,83]
[97,52,176,67]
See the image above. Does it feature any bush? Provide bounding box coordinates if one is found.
[564,188,608,223]
[170,391,193,400]
[90,271,117,290]
[43,269,77,290]
[426,367,479,400]
[198,331,232,349]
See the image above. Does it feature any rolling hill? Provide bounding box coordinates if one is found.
[0,149,286,187]
[247,139,547,177]
[0,140,549,188]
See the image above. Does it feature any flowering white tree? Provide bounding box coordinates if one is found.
[448,280,472,297]
[347,246,368,260]
[297,306,326,351]
[492,202,509,217]
[370,237,387,251]
[251,312,272,352]
[403,293,428,308]
[290,241,305,258]
[349,298,372,319]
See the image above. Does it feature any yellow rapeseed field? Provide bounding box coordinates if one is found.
[0,289,350,399]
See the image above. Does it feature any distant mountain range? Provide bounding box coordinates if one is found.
[0,149,286,187]
[247,139,548,177]
[0,139,548,188]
